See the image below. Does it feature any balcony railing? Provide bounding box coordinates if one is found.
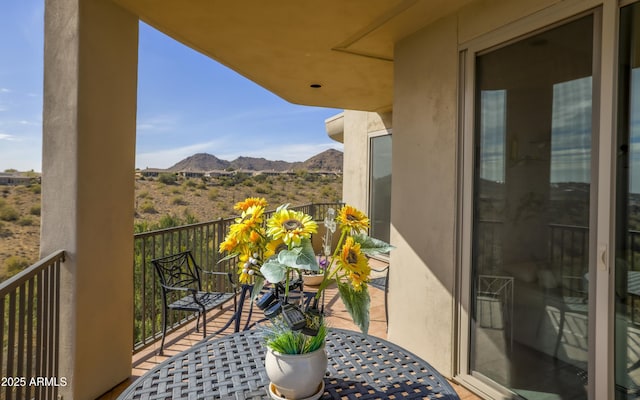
[0,250,64,400]
[132,202,343,353]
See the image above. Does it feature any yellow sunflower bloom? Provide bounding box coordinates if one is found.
[337,236,371,291]
[249,229,263,244]
[238,205,265,228]
[266,206,318,246]
[227,205,265,244]
[348,272,368,292]
[265,238,287,259]
[229,221,252,243]
[234,197,268,212]
[219,235,239,253]
[337,205,370,234]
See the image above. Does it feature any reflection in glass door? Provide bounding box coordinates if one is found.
[616,3,640,398]
[471,16,593,399]
[369,134,392,242]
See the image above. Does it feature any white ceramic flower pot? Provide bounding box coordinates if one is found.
[302,273,324,286]
[265,344,327,399]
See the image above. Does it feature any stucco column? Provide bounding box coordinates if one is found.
[42,0,138,398]
[389,14,458,376]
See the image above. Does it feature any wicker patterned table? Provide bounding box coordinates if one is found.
[117,328,460,399]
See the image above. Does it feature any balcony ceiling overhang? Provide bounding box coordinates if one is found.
[111,0,469,112]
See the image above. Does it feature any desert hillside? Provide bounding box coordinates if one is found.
[167,149,343,172]
[0,172,342,281]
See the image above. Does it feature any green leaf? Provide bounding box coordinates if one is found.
[260,260,287,283]
[337,281,370,335]
[277,248,300,267]
[277,238,319,272]
[352,234,394,256]
[250,276,266,302]
[296,238,320,271]
[217,252,238,263]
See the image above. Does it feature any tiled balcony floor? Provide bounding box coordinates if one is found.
[99,266,481,399]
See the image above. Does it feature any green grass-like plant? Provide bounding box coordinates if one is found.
[262,319,327,355]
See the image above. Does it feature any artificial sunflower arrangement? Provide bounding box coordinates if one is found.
[219,197,392,353]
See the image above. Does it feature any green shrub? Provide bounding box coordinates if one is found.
[253,174,267,183]
[4,256,30,278]
[29,184,41,194]
[157,214,181,229]
[17,217,33,226]
[30,205,41,216]
[158,173,177,185]
[0,221,11,238]
[0,206,19,221]
[171,196,187,205]
[140,200,157,214]
[208,189,219,201]
[134,221,150,233]
[138,190,150,199]
[183,209,198,224]
[183,179,197,188]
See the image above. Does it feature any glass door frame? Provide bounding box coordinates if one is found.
[455,1,618,399]
[367,128,392,261]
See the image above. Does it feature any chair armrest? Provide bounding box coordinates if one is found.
[160,284,196,292]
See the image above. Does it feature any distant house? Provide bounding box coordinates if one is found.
[205,170,233,177]
[0,173,38,186]
[139,168,168,177]
[178,170,205,178]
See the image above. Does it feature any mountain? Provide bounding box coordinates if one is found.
[300,149,343,171]
[169,153,230,171]
[230,156,293,172]
[167,149,342,172]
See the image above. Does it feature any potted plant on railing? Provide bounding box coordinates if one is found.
[219,197,392,399]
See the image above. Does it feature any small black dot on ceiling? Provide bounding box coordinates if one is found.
[310,84,322,88]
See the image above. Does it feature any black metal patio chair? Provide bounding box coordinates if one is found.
[152,250,238,354]
[370,264,389,330]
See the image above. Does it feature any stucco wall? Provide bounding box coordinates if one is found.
[386,0,564,378]
[42,0,138,398]
[342,110,392,210]
[389,14,459,375]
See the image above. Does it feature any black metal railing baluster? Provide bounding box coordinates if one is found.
[0,250,63,400]
[131,203,344,352]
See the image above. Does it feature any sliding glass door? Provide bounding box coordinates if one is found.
[616,3,640,398]
[470,15,594,399]
[369,134,392,243]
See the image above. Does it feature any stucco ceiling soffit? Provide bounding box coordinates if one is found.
[331,0,420,62]
[109,0,470,111]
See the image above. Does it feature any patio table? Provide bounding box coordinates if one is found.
[117,328,459,399]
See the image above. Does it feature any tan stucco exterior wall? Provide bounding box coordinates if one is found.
[42,0,138,398]
[341,111,392,210]
[388,14,460,375]
[379,0,574,378]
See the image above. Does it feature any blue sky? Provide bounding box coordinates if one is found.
[0,2,342,172]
